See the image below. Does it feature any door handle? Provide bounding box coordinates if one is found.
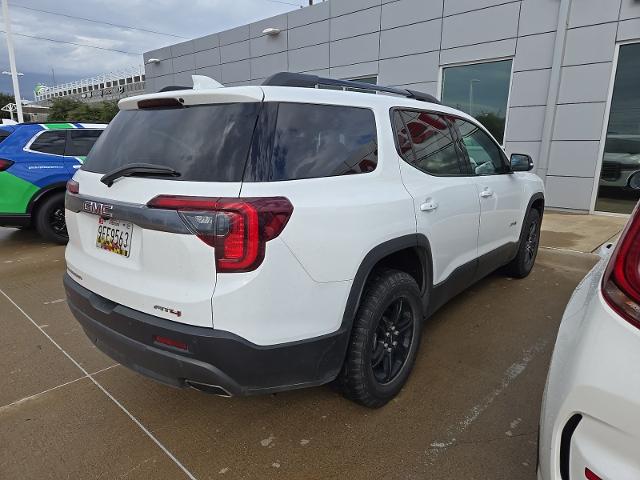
[420,200,438,212]
[480,188,494,198]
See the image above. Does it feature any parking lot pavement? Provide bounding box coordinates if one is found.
[0,214,621,479]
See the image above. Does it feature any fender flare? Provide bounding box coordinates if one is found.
[526,192,545,217]
[339,233,433,332]
[27,182,67,214]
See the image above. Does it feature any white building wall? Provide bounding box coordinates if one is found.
[144,0,640,212]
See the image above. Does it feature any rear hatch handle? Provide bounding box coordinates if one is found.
[100,163,181,187]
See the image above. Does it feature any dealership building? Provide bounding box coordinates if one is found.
[34,66,146,105]
[143,0,640,214]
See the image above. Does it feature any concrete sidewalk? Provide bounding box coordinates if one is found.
[541,211,628,254]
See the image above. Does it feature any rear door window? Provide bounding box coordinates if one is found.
[65,129,103,156]
[244,103,377,181]
[393,109,464,176]
[83,103,261,182]
[29,130,66,156]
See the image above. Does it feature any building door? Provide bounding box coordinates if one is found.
[595,43,640,214]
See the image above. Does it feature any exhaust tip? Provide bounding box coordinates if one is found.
[185,380,232,397]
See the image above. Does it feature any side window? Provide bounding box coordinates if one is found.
[394,109,463,175]
[266,103,377,181]
[29,130,67,156]
[393,111,415,162]
[454,118,509,175]
[65,130,103,156]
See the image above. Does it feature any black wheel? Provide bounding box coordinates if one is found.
[34,192,68,244]
[504,208,541,278]
[337,269,423,408]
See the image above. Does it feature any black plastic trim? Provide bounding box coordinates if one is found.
[27,182,67,214]
[0,213,31,227]
[560,414,582,479]
[64,273,349,395]
[340,234,432,331]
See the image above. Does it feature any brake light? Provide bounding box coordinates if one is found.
[585,468,602,480]
[0,159,14,171]
[147,195,293,273]
[602,201,640,329]
[66,179,79,194]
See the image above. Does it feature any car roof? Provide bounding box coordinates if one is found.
[14,122,107,129]
[118,85,477,122]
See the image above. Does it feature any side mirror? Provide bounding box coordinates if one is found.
[510,153,534,172]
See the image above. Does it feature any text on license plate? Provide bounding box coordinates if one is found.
[96,218,133,257]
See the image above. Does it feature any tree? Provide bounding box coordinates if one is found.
[475,112,506,144]
[48,98,119,123]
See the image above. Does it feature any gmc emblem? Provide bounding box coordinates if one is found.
[83,201,114,218]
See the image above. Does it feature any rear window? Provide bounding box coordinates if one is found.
[66,129,103,156]
[83,101,377,182]
[83,103,261,182]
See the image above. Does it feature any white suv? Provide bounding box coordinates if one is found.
[63,73,544,408]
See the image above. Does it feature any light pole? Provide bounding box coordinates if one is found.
[468,79,480,117]
[2,0,23,123]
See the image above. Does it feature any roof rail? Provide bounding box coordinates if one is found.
[262,72,440,104]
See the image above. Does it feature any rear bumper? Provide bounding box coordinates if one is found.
[0,213,31,227]
[538,259,640,479]
[63,273,349,395]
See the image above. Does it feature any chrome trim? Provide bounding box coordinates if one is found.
[65,193,191,234]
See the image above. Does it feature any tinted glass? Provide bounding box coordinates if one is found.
[454,118,508,175]
[30,130,66,156]
[83,103,261,182]
[247,103,377,181]
[596,43,640,214]
[395,110,462,175]
[0,129,11,143]
[393,111,415,162]
[441,60,512,144]
[65,130,103,156]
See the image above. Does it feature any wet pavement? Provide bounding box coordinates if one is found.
[0,213,624,479]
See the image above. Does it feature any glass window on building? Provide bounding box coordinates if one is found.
[441,60,513,144]
[596,43,640,214]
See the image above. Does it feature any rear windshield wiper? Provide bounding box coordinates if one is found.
[100,163,181,187]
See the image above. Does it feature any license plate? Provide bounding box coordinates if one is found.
[95,218,133,257]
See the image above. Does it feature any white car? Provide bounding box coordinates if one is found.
[63,73,544,407]
[538,204,640,479]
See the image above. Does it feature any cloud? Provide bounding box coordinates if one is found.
[0,0,304,81]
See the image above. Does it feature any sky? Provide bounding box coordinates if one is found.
[0,0,308,99]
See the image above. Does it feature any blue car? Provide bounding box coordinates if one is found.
[0,122,106,243]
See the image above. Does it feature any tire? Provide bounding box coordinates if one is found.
[504,208,541,279]
[337,269,423,408]
[34,192,68,244]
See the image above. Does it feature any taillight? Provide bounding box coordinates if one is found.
[0,159,14,171]
[66,179,79,194]
[147,195,293,273]
[602,201,640,329]
[584,468,602,480]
